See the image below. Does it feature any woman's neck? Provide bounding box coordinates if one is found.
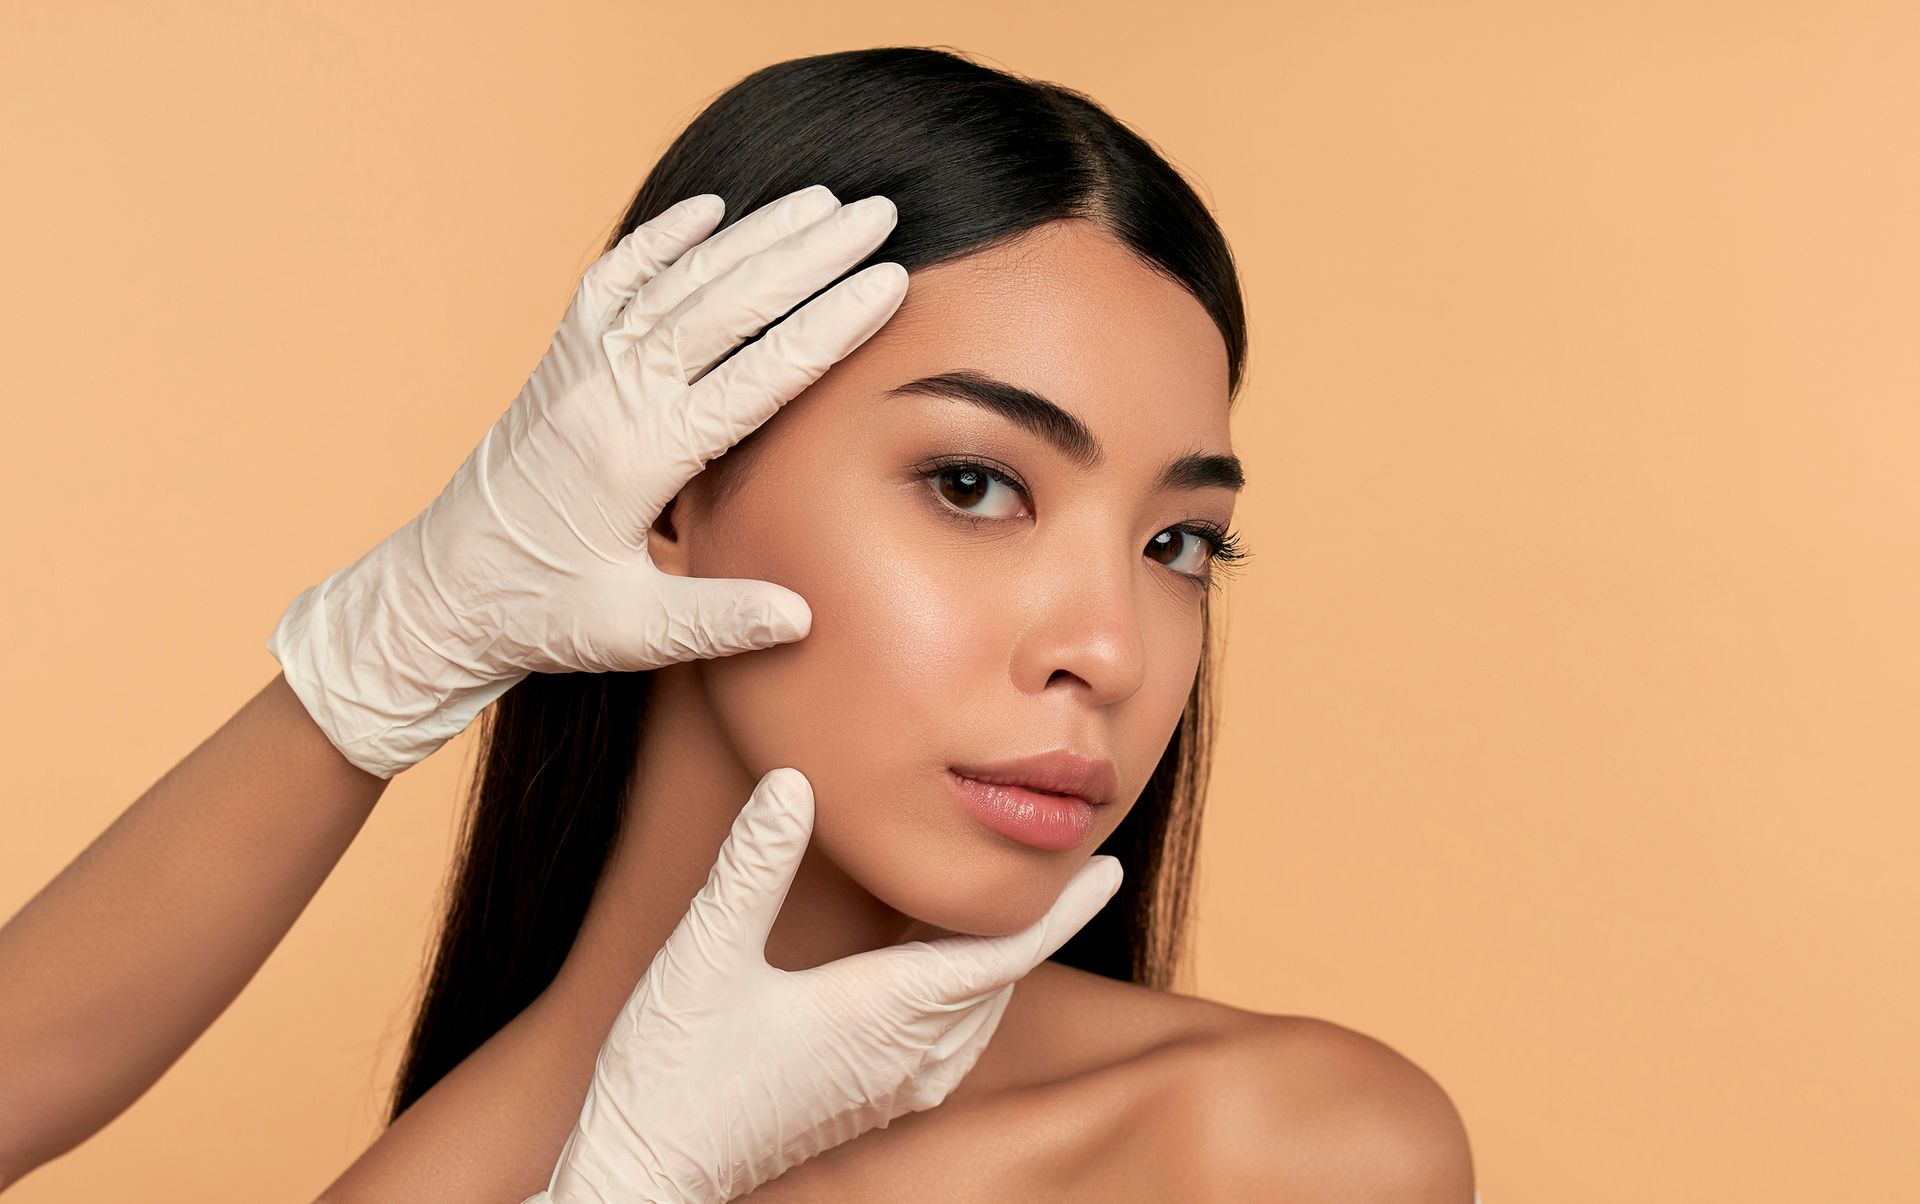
[531,659,951,1064]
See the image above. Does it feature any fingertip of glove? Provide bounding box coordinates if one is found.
[769,597,812,642]
[763,764,806,787]
[775,606,814,645]
[756,767,817,845]
[861,261,910,298]
[666,192,726,229]
[758,766,814,807]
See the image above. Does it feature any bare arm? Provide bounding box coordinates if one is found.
[0,673,388,1185]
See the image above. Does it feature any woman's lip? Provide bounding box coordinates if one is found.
[945,769,1097,852]
[946,750,1118,807]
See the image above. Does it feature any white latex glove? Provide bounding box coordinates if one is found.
[267,184,908,778]
[521,767,1125,1204]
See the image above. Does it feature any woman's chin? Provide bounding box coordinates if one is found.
[866,856,1086,940]
[807,769,1111,939]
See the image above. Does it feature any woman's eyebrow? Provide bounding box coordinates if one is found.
[882,369,1245,493]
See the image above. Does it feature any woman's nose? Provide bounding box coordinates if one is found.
[1006,547,1149,706]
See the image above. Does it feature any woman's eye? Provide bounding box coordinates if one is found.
[928,464,1028,520]
[1144,528,1212,576]
[921,459,1247,590]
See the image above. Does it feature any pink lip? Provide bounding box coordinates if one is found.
[944,749,1119,853]
[947,749,1119,807]
[945,771,1098,851]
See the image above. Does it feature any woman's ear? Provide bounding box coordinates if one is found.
[647,491,693,577]
[647,467,721,577]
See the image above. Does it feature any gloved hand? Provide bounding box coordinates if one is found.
[267,184,907,778]
[521,767,1124,1204]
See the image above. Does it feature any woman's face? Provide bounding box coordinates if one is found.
[656,218,1242,937]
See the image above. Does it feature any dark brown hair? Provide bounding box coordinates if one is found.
[388,45,1250,1123]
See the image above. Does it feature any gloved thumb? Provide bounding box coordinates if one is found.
[910,855,1125,1004]
[673,766,816,976]
[628,574,813,666]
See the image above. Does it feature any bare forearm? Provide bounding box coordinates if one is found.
[0,673,388,1180]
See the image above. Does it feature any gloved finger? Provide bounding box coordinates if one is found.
[605,184,841,359]
[900,983,1015,1110]
[617,257,908,517]
[679,259,907,460]
[905,855,1125,1004]
[675,766,816,975]
[573,193,727,331]
[647,194,898,387]
[927,980,1014,1066]
[634,574,813,663]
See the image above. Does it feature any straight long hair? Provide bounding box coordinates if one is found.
[389,45,1250,1123]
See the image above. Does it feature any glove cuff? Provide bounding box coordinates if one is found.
[266,524,520,779]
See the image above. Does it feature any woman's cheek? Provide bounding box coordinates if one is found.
[695,511,985,775]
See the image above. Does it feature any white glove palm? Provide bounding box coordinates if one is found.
[267,185,907,778]
[530,768,1124,1204]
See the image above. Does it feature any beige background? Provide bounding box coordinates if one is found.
[4,2,1916,1200]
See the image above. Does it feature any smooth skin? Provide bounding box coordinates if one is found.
[320,217,1477,1201]
[0,673,385,1186]
[531,768,1121,1204]
[0,183,935,1194]
[0,198,1476,1199]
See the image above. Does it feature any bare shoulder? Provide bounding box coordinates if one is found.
[972,960,1254,1082]
[1190,1013,1478,1202]
[1002,966,1477,1203]
[743,963,1257,1202]
[746,966,1475,1203]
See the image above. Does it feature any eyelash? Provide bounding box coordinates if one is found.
[914,456,1250,592]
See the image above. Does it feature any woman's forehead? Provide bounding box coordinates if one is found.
[859,222,1233,448]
